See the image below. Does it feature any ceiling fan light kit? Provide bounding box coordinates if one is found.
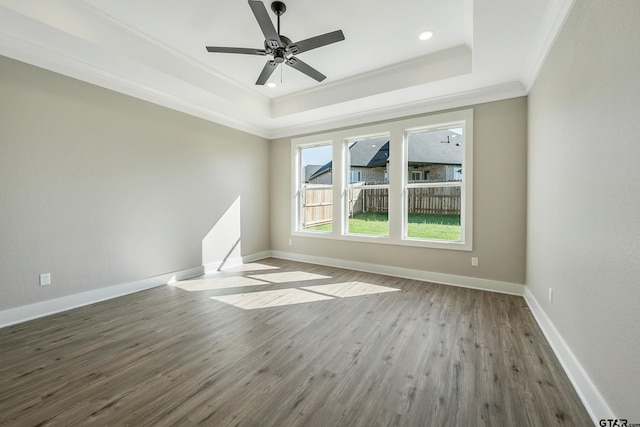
[205,0,345,85]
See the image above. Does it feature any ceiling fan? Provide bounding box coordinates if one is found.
[205,0,345,85]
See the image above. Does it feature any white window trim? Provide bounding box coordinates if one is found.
[291,109,473,251]
[344,134,390,237]
[292,140,334,234]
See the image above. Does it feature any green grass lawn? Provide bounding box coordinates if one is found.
[307,212,461,241]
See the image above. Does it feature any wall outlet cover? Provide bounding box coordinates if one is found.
[39,273,51,286]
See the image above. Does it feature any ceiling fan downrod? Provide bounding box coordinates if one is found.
[271,1,286,35]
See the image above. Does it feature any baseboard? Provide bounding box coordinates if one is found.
[204,257,244,274]
[269,250,524,296]
[0,265,204,329]
[203,251,272,274]
[523,287,612,425]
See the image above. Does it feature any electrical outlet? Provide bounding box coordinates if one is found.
[471,257,479,267]
[548,288,553,303]
[39,273,51,286]
[288,238,293,246]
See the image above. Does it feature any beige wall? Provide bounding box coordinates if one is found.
[527,0,640,419]
[270,98,527,285]
[0,56,270,311]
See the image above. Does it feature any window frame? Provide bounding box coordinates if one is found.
[344,134,391,238]
[402,120,469,248]
[291,109,473,251]
[293,141,334,234]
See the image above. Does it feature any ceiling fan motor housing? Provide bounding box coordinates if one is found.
[271,1,286,16]
[265,37,294,60]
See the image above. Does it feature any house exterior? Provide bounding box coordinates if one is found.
[308,130,462,185]
[303,164,322,183]
[305,130,463,217]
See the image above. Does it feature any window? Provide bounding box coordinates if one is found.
[404,125,464,242]
[345,136,390,236]
[291,109,472,250]
[296,143,333,232]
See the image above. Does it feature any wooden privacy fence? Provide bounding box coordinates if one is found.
[301,186,461,228]
[300,189,333,228]
[407,186,461,215]
[349,187,388,216]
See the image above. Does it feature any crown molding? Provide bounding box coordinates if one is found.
[520,0,576,93]
[0,5,274,138]
[266,81,525,139]
[271,46,472,118]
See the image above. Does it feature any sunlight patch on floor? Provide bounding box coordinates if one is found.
[247,271,331,284]
[211,288,334,310]
[302,282,400,298]
[210,280,401,310]
[173,276,268,291]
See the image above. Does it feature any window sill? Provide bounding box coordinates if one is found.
[291,230,472,251]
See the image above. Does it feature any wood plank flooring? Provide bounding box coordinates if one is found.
[0,258,592,426]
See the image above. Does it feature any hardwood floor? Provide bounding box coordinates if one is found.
[0,258,591,426]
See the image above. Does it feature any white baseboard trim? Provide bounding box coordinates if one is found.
[0,250,274,328]
[203,251,273,274]
[244,251,272,264]
[204,257,243,274]
[0,265,204,329]
[269,250,524,296]
[523,287,612,425]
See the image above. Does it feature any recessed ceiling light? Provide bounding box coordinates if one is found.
[419,31,434,41]
[267,82,276,88]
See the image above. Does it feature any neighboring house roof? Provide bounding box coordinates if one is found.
[308,138,389,180]
[407,129,462,165]
[349,137,389,167]
[304,164,322,182]
[308,130,462,180]
[309,161,332,180]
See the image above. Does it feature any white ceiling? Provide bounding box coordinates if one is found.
[0,0,574,138]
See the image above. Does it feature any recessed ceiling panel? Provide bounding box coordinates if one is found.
[81,0,468,98]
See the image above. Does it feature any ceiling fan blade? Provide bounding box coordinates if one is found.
[285,56,326,82]
[206,46,267,55]
[289,30,345,55]
[256,60,278,85]
[248,0,282,49]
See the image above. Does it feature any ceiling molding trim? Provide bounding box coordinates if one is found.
[0,34,268,138]
[271,46,472,118]
[520,0,575,93]
[0,33,270,139]
[266,81,526,139]
[78,0,267,103]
